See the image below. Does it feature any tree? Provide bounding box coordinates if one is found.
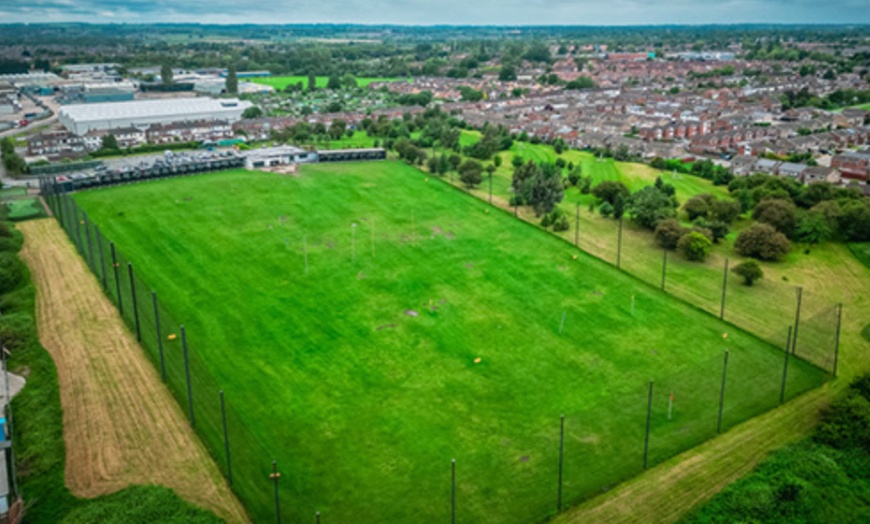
[493,155,502,169]
[732,260,764,286]
[242,106,263,119]
[101,133,118,150]
[225,64,238,95]
[340,73,357,89]
[161,62,173,85]
[448,154,462,172]
[654,219,686,250]
[327,75,342,90]
[512,161,565,216]
[459,159,484,188]
[837,200,870,242]
[683,194,714,221]
[308,73,317,91]
[753,199,798,237]
[678,232,712,262]
[498,65,517,82]
[329,119,347,140]
[797,211,833,245]
[629,186,677,230]
[709,199,742,224]
[735,224,792,261]
[592,181,630,205]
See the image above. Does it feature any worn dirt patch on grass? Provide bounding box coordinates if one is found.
[19,219,248,523]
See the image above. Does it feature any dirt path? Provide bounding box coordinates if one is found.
[19,219,248,524]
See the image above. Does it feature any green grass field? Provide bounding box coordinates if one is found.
[250,76,408,90]
[73,162,826,524]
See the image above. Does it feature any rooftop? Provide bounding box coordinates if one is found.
[59,97,252,122]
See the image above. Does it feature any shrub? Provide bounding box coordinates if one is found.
[735,223,792,261]
[654,219,686,250]
[0,252,24,294]
[599,202,614,218]
[732,260,764,286]
[678,231,713,262]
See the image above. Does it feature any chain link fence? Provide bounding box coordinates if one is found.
[39,176,836,524]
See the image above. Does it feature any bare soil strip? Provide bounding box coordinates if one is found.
[19,219,248,523]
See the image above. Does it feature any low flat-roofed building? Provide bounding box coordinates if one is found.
[58,97,253,135]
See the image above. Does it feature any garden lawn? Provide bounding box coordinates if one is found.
[74,162,826,524]
[249,76,408,90]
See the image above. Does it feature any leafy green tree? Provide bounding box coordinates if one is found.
[225,64,238,95]
[499,65,517,81]
[629,186,677,230]
[101,134,118,150]
[709,199,742,224]
[678,231,712,262]
[161,62,173,85]
[592,180,630,205]
[753,198,798,237]
[242,106,263,119]
[448,154,462,172]
[735,224,792,261]
[732,261,764,286]
[511,161,565,216]
[328,119,347,140]
[837,200,870,242]
[493,155,502,169]
[459,159,484,188]
[327,75,342,90]
[654,219,686,250]
[307,73,317,91]
[683,194,714,220]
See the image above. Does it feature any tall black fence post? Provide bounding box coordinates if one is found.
[643,379,654,470]
[270,460,281,524]
[451,458,456,524]
[717,350,729,434]
[153,291,165,381]
[220,389,232,486]
[781,326,793,404]
[792,287,803,355]
[661,249,668,291]
[111,242,123,315]
[72,201,84,253]
[181,325,195,427]
[617,215,623,269]
[557,414,564,512]
[833,303,843,377]
[316,511,320,524]
[719,258,729,321]
[84,214,95,270]
[95,226,108,290]
[128,263,141,342]
[574,203,580,247]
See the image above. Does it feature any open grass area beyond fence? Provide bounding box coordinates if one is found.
[50,162,829,524]
[249,76,409,90]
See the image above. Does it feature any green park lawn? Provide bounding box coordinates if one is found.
[250,75,408,90]
[73,162,827,524]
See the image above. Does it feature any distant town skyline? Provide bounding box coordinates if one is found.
[2,0,870,26]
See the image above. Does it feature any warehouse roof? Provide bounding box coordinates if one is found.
[59,97,252,122]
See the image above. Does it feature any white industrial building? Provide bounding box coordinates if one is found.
[58,97,253,135]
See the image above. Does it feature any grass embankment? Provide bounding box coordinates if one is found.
[75,163,825,523]
[2,220,225,523]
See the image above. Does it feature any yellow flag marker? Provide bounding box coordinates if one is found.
[474,357,481,364]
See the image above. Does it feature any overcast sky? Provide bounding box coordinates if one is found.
[1,0,869,25]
